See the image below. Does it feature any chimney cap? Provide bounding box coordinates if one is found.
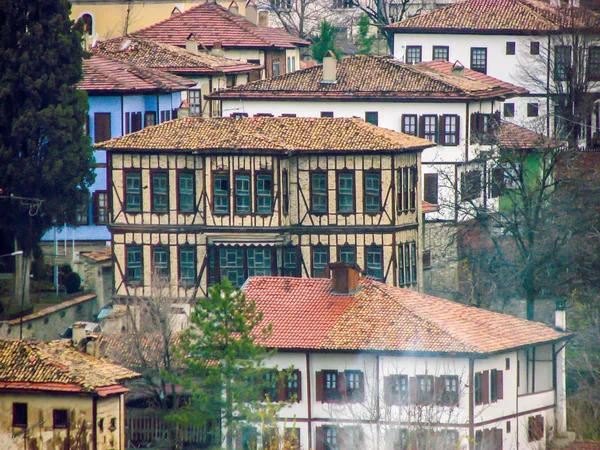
[329,262,361,271]
[187,33,197,41]
[324,50,337,59]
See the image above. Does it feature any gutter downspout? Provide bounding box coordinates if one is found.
[469,359,475,450]
[306,352,312,449]
[376,355,381,450]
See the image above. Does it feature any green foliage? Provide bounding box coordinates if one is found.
[311,20,342,63]
[0,0,95,255]
[174,279,280,449]
[355,14,375,55]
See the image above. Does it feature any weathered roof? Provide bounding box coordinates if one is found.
[495,121,566,149]
[100,333,181,371]
[80,54,196,93]
[209,55,526,101]
[133,2,309,49]
[81,248,112,263]
[0,340,139,395]
[97,117,434,153]
[387,0,600,34]
[243,276,571,355]
[93,37,262,75]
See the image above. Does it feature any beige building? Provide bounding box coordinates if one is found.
[98,116,434,298]
[0,334,139,450]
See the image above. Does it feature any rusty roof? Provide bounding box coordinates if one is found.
[209,55,526,101]
[133,2,309,49]
[495,121,566,149]
[96,116,435,153]
[93,37,262,75]
[243,276,571,354]
[387,0,600,34]
[0,340,139,395]
[80,54,196,93]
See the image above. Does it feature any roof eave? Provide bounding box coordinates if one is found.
[385,27,558,36]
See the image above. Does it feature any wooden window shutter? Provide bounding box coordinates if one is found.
[454,114,461,144]
[434,377,444,405]
[496,370,504,400]
[358,371,365,402]
[92,192,100,224]
[439,115,447,145]
[315,371,324,401]
[470,112,479,140]
[401,115,408,133]
[125,112,131,134]
[409,377,418,404]
[482,370,490,404]
[315,427,325,450]
[338,371,346,396]
[383,376,392,404]
[494,428,503,448]
[277,370,286,402]
[94,112,111,144]
[418,116,426,138]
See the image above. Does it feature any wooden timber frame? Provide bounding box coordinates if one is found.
[108,148,423,298]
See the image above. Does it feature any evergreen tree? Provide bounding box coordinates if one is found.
[355,13,375,55]
[311,20,342,63]
[0,0,94,256]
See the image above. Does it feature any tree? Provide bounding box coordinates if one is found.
[312,20,343,62]
[355,13,375,55]
[0,0,94,298]
[257,0,337,40]
[175,279,278,450]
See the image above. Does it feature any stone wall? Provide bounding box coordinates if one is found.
[422,221,460,300]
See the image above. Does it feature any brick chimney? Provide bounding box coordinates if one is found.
[321,50,337,84]
[330,262,360,294]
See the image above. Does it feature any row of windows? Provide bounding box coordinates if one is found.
[383,374,459,407]
[401,114,460,145]
[405,45,450,63]
[91,110,176,144]
[125,171,195,214]
[502,102,540,118]
[474,368,504,405]
[75,191,109,226]
[126,245,197,285]
[13,402,116,431]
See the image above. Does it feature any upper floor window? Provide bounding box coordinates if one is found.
[160,110,171,123]
[256,173,273,214]
[338,245,356,264]
[125,171,142,212]
[470,111,500,144]
[125,112,142,134]
[365,245,383,281]
[235,172,251,214]
[397,166,417,214]
[272,60,281,77]
[506,41,516,55]
[153,246,169,281]
[440,375,459,406]
[310,171,328,214]
[286,369,301,401]
[527,102,539,117]
[212,246,275,288]
[345,370,364,402]
[13,403,27,428]
[312,245,329,278]
[421,115,438,142]
[406,45,422,64]
[364,171,381,213]
[398,241,417,287]
[213,172,230,214]
[554,45,572,81]
[588,46,600,81]
[337,172,354,213]
[470,47,487,74]
[53,409,68,429]
[503,103,515,118]
[282,246,299,277]
[151,171,169,213]
[401,114,418,136]
[178,172,195,213]
[384,375,408,405]
[317,370,364,403]
[433,46,449,61]
[321,111,334,118]
[81,14,93,36]
[127,246,143,284]
[323,370,340,402]
[365,111,378,126]
[93,112,111,144]
[324,426,338,450]
[179,247,196,285]
[476,428,503,450]
[531,41,540,55]
[416,375,434,405]
[461,169,482,202]
[144,111,156,128]
[76,202,88,225]
[188,89,201,116]
[333,0,355,8]
[93,191,109,225]
[441,114,459,146]
[424,173,438,205]
[282,169,289,215]
[287,55,296,72]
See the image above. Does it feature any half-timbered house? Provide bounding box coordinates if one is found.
[98,117,434,297]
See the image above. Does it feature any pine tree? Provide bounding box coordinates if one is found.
[355,13,375,55]
[0,0,95,256]
[311,20,343,63]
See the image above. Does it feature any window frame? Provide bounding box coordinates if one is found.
[440,375,459,406]
[126,245,143,285]
[311,245,329,278]
[554,45,572,82]
[53,409,69,429]
[461,169,482,202]
[338,244,356,264]
[213,171,230,215]
[93,112,111,144]
[401,114,418,136]
[282,169,289,215]
[124,170,142,213]
[234,171,252,215]
[416,375,435,405]
[323,370,341,402]
[423,173,438,205]
[432,45,449,61]
[421,114,439,143]
[177,170,195,214]
[406,45,422,64]
[397,166,417,214]
[386,374,409,405]
[255,171,274,215]
[282,245,299,277]
[398,241,417,287]
[470,47,488,74]
[179,246,196,286]
[527,102,539,117]
[364,170,382,214]
[345,370,364,403]
[588,46,600,81]
[188,89,202,116]
[151,170,169,214]
[93,190,109,225]
[503,103,515,118]
[441,114,459,146]
[310,170,328,215]
[365,111,379,125]
[506,41,516,55]
[321,111,334,118]
[336,170,355,214]
[285,369,302,402]
[12,403,27,428]
[365,244,383,281]
[152,246,170,281]
[530,41,540,55]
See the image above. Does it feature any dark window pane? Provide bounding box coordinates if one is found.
[406,46,422,64]
[311,172,328,214]
[125,172,141,212]
[433,46,449,61]
[214,173,230,214]
[178,172,194,212]
[364,172,381,212]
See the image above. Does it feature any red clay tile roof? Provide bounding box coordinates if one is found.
[209,55,526,101]
[133,2,309,49]
[81,248,112,263]
[0,340,139,394]
[96,116,435,152]
[243,276,571,354]
[495,121,566,149]
[387,0,600,33]
[567,442,600,450]
[80,54,196,93]
[93,37,262,75]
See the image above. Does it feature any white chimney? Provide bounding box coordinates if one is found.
[228,0,239,15]
[186,34,198,55]
[258,10,269,26]
[245,0,258,24]
[321,50,337,84]
[72,322,87,348]
[451,60,465,77]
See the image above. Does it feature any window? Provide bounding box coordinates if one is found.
[13,403,27,427]
[324,426,338,450]
[424,173,438,205]
[247,248,272,276]
[287,55,296,72]
[53,409,68,429]
[286,369,301,401]
[282,246,299,277]
[406,46,422,64]
[76,202,88,225]
[471,47,487,74]
[151,171,169,213]
[153,247,169,280]
[160,110,171,123]
[256,173,273,214]
[441,114,459,145]
[81,13,93,35]
[588,46,600,81]
[423,249,432,269]
[364,171,381,213]
[555,45,572,81]
[384,375,408,405]
[345,371,364,401]
[217,247,245,287]
[94,112,111,143]
[340,426,363,449]
[397,166,417,213]
[401,114,418,136]
[471,112,500,144]
[129,112,142,133]
[337,172,354,213]
[312,245,329,278]
[365,245,383,280]
[188,89,202,116]
[282,169,289,215]
[433,46,449,61]
[178,172,194,213]
[491,167,505,198]
[179,247,196,285]
[272,60,281,77]
[235,172,251,214]
[421,115,438,142]
[416,375,434,405]
[476,428,503,450]
[338,245,356,264]
[506,41,516,55]
[461,169,482,202]
[490,369,503,402]
[213,172,230,214]
[263,370,279,401]
[531,41,540,55]
[323,371,340,402]
[125,171,142,212]
[144,111,156,128]
[527,102,539,117]
[398,241,417,287]
[240,426,258,450]
[212,246,275,287]
[127,246,143,284]
[440,376,459,406]
[93,191,109,225]
[311,171,328,214]
[365,111,378,125]
[333,0,354,8]
[528,415,544,442]
[321,111,334,118]
[503,103,515,118]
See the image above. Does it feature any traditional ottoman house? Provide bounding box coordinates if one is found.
[98,116,434,297]
[241,264,572,450]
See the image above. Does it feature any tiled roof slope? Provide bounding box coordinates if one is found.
[387,0,600,33]
[496,121,566,149]
[209,55,526,101]
[81,248,112,263]
[100,333,182,370]
[97,117,434,152]
[0,340,139,395]
[80,54,196,93]
[133,2,309,49]
[93,37,261,75]
[243,277,571,354]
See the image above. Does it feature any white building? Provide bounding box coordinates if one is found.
[242,264,572,450]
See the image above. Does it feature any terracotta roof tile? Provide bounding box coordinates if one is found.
[81,248,112,263]
[96,116,435,152]
[0,340,139,394]
[133,2,309,49]
[209,55,526,101]
[99,333,181,370]
[93,37,262,75]
[243,277,571,354]
[387,0,600,33]
[567,442,600,450]
[79,54,196,93]
[495,121,566,149]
